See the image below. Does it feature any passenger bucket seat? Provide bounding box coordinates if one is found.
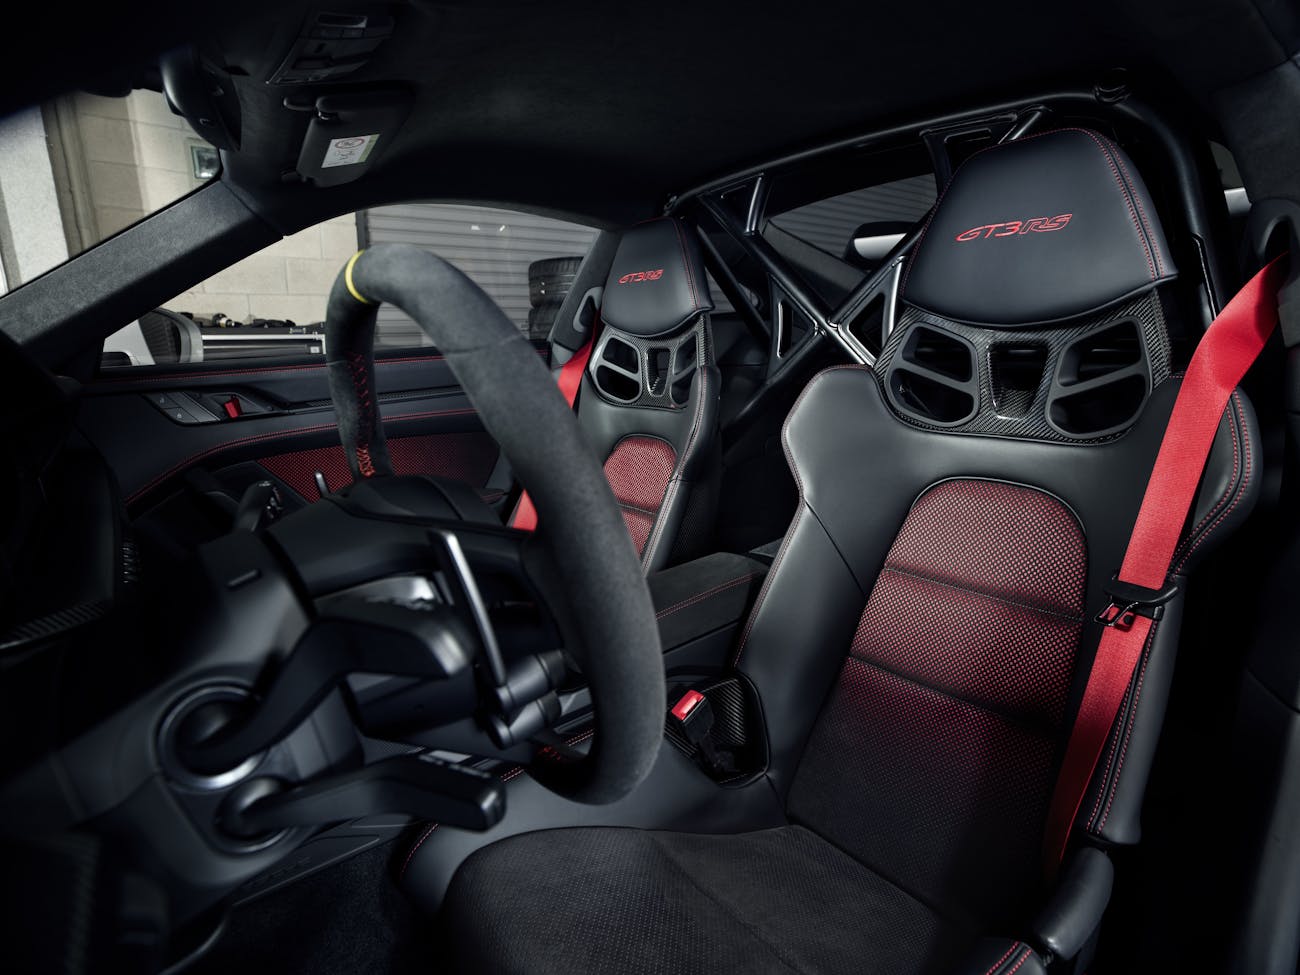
[517,217,719,572]
[439,129,1261,973]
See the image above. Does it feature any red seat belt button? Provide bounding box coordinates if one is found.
[670,689,705,722]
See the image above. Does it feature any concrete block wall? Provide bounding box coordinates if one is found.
[0,108,69,289]
[71,89,359,326]
[72,90,203,240]
[161,215,359,326]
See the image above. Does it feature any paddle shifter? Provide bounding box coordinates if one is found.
[171,526,568,836]
[175,594,478,777]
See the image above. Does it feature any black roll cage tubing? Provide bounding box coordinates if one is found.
[666,83,1233,435]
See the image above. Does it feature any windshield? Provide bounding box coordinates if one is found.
[0,88,215,293]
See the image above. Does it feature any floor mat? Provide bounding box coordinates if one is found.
[186,839,437,975]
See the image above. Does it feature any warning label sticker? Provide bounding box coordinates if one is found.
[321,134,379,169]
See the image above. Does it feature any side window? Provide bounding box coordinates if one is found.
[101,205,596,368]
[0,88,216,297]
[363,204,597,348]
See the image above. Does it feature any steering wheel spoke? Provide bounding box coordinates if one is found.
[315,244,664,804]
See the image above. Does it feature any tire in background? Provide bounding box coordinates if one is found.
[528,256,583,307]
[526,303,559,341]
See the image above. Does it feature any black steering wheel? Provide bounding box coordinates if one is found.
[320,242,665,803]
[0,243,670,972]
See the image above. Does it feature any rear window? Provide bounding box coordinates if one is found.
[767,174,936,263]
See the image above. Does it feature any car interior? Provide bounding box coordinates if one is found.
[2,1,1300,973]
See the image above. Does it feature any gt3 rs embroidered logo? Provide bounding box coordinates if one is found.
[617,268,664,284]
[954,214,1073,242]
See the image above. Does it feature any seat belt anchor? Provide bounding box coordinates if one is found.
[1095,574,1179,630]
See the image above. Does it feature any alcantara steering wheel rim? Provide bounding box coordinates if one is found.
[322,243,665,804]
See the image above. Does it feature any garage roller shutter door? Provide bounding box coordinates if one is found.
[364,203,597,348]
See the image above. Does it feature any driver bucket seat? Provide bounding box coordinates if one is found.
[440,129,1260,973]
[534,217,720,572]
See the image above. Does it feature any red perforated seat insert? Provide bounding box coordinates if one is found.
[602,435,677,554]
[789,478,1087,928]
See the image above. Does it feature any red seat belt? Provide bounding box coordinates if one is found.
[1044,255,1288,871]
[508,335,595,531]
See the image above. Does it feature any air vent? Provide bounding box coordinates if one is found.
[1050,375,1147,436]
[1059,322,1142,384]
[1047,320,1150,438]
[907,325,973,382]
[891,371,976,424]
[989,343,1048,418]
[885,324,978,426]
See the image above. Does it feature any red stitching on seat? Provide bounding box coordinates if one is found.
[1085,701,1124,831]
[1181,392,1241,544]
[1112,148,1166,277]
[1096,629,1156,831]
[1004,946,1033,975]
[400,823,438,878]
[1084,627,1150,832]
[879,565,1082,623]
[641,336,707,568]
[1174,392,1253,572]
[669,217,701,313]
[731,364,870,668]
[982,943,1018,975]
[1072,129,1156,281]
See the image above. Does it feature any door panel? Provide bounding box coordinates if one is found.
[254,433,501,504]
[79,347,545,515]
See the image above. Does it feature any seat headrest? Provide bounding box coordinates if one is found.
[903,128,1176,327]
[602,217,713,338]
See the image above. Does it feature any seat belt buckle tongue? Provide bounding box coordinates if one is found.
[668,689,736,775]
[1095,574,1179,630]
[669,690,713,744]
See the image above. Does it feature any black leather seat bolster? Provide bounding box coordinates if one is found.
[638,364,721,571]
[578,361,721,573]
[1031,846,1114,961]
[648,552,767,660]
[1079,388,1260,847]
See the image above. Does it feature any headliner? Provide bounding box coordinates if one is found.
[5,0,1299,227]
